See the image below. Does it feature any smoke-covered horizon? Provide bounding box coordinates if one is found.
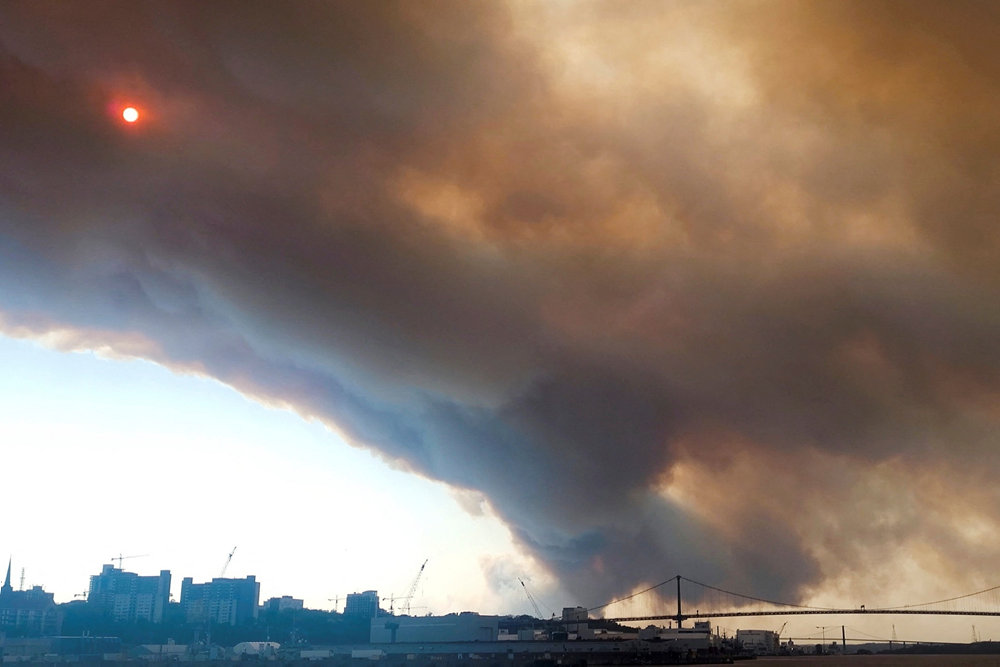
[3,1,1000,612]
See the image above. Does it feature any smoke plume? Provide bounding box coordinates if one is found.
[2,0,1000,609]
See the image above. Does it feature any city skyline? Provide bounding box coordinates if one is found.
[5,544,1000,648]
[0,334,547,618]
[2,0,1000,647]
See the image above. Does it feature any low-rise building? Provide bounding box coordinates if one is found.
[638,620,719,652]
[371,613,499,643]
[0,636,122,660]
[130,643,189,661]
[736,629,779,654]
[0,561,61,636]
[232,641,279,658]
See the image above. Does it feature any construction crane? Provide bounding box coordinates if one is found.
[382,594,401,614]
[402,560,428,615]
[111,554,148,569]
[519,578,545,620]
[220,546,238,578]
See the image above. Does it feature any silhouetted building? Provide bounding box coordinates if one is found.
[88,564,171,623]
[638,621,718,651]
[180,575,259,626]
[0,636,121,660]
[736,629,779,655]
[0,560,61,636]
[344,590,379,619]
[371,613,499,643]
[263,595,303,612]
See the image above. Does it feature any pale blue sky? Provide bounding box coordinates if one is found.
[0,333,555,615]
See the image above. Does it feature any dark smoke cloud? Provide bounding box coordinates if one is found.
[2,0,1000,609]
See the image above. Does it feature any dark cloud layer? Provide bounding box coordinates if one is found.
[3,1,1000,610]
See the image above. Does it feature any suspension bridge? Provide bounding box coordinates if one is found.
[595,575,1000,625]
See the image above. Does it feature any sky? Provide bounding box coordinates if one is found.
[1,0,1000,644]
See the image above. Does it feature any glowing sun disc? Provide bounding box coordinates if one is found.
[122,107,139,123]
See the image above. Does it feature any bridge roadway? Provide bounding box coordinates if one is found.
[599,576,1000,624]
[608,608,1000,623]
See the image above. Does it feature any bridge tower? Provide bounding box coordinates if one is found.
[674,575,685,627]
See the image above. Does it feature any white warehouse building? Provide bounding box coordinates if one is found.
[371,613,500,643]
[736,629,779,654]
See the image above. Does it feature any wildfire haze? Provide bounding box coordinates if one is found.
[2,0,999,633]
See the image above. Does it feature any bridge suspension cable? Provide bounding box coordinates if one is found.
[594,574,1000,623]
[680,576,837,612]
[879,583,1000,611]
[587,577,677,614]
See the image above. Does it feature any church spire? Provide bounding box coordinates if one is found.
[1,557,12,594]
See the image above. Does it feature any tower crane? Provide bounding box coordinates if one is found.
[220,546,238,578]
[111,554,148,569]
[519,578,544,620]
[403,559,428,615]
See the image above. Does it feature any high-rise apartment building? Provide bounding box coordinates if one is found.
[180,575,260,626]
[263,595,304,612]
[344,590,380,618]
[88,564,171,624]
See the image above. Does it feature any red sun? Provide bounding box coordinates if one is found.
[122,107,139,123]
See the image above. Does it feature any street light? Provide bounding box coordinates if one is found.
[816,625,838,654]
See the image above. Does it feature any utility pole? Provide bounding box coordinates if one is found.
[841,625,846,655]
[816,625,836,652]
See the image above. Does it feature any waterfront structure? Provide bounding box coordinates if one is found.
[308,637,727,664]
[344,590,380,618]
[736,628,779,654]
[0,636,121,660]
[637,620,718,652]
[87,564,171,623]
[180,575,260,626]
[232,641,279,657]
[263,595,303,612]
[371,612,500,643]
[562,606,588,621]
[0,560,61,636]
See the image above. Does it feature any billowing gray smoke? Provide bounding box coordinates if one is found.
[3,1,1000,608]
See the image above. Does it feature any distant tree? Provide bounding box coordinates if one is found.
[58,603,369,648]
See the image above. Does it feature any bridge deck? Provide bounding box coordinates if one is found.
[609,609,1000,622]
